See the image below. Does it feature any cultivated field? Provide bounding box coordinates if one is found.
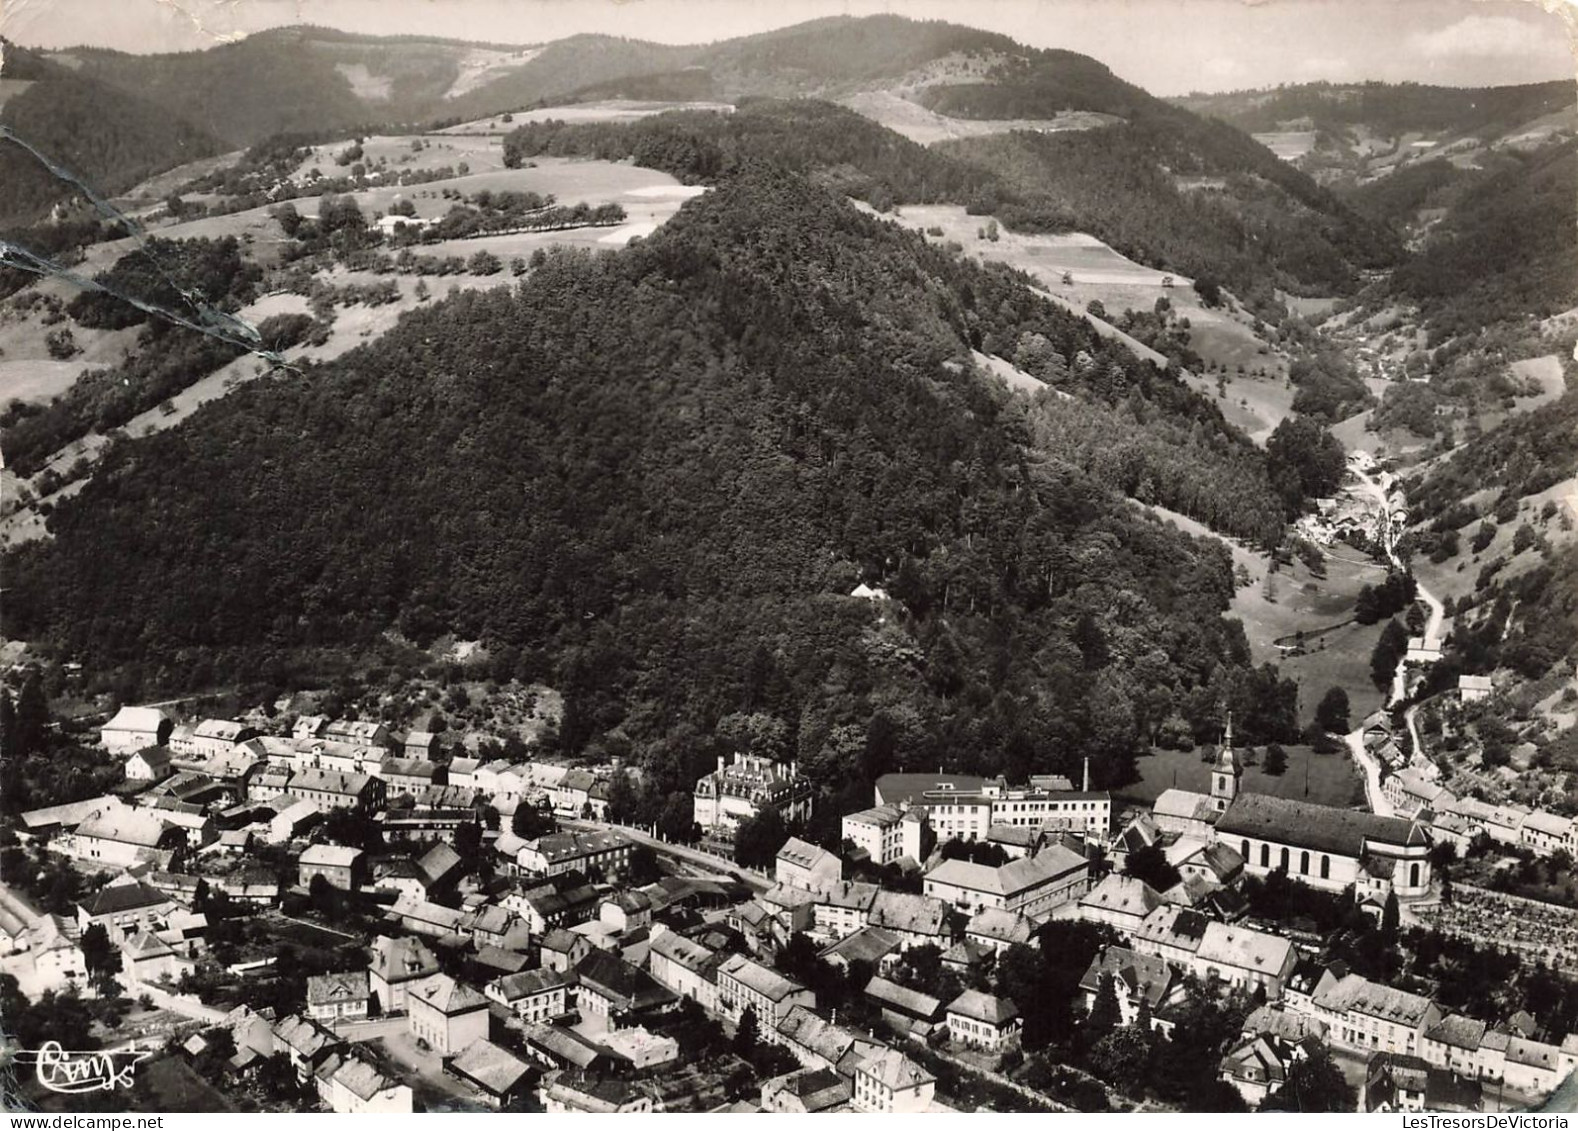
[841,91,1119,145]
[440,99,736,136]
[1253,131,1318,162]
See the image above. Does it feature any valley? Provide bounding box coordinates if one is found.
[1,9,1576,1119]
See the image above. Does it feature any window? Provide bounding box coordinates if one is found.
[1410,863,1420,888]
[1279,847,1289,871]
[1241,840,1249,860]
[1300,851,1309,875]
[1259,844,1269,868]
[1321,855,1330,880]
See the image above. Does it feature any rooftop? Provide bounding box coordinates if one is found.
[1216,793,1426,856]
[718,953,808,1003]
[946,989,1019,1026]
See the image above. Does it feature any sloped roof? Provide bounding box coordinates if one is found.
[819,926,902,966]
[864,976,942,1020]
[409,973,488,1015]
[307,970,370,1007]
[946,989,1019,1026]
[1195,921,1294,975]
[1426,1014,1487,1052]
[648,930,717,972]
[817,881,880,911]
[718,953,807,1004]
[368,934,440,982]
[966,908,1035,945]
[856,1048,936,1092]
[450,1040,532,1096]
[80,880,171,917]
[333,1056,404,1102]
[76,807,173,848]
[777,836,838,872]
[1216,793,1426,855]
[104,706,172,733]
[577,949,677,1011]
[1081,874,1163,918]
[418,843,463,883]
[490,968,574,1003]
[299,843,363,868]
[1314,973,1433,1026]
[867,891,946,936]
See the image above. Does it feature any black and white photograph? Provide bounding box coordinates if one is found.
[0,0,1573,1117]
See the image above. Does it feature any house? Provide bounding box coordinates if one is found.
[20,795,124,839]
[875,771,1112,843]
[945,989,1021,1053]
[1521,811,1573,857]
[1177,841,1245,889]
[1221,1007,1329,1108]
[121,930,180,985]
[1079,946,1184,1026]
[575,949,677,1029]
[1076,874,1165,934]
[395,898,467,940]
[379,758,441,799]
[367,935,440,1013]
[1111,813,1164,871]
[761,1067,851,1113]
[774,1005,887,1078]
[289,769,384,815]
[446,1040,533,1108]
[540,928,593,973]
[462,904,519,949]
[407,973,489,1054]
[693,751,814,831]
[812,881,880,941]
[818,926,903,975]
[170,719,256,760]
[272,1015,344,1083]
[1407,637,1442,664]
[775,837,842,893]
[646,929,722,1011]
[1311,971,1440,1058]
[1458,675,1493,703]
[77,880,176,944]
[417,842,464,890]
[484,969,574,1024]
[404,731,441,761]
[101,706,174,755]
[599,891,652,934]
[306,971,371,1024]
[510,884,598,934]
[519,1025,611,1075]
[447,757,481,789]
[851,1049,936,1113]
[1131,904,1212,966]
[297,844,366,891]
[319,719,391,749]
[842,804,924,866]
[866,891,949,949]
[923,844,1090,919]
[30,917,86,989]
[369,856,429,904]
[1365,1051,1484,1114]
[0,904,30,957]
[125,746,173,783]
[1191,921,1297,1001]
[63,806,183,870]
[863,976,944,1038]
[716,953,815,1033]
[515,830,633,879]
[325,1054,413,1114]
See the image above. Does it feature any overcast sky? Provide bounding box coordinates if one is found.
[2,0,1570,95]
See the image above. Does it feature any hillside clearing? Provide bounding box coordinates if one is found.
[840,91,1118,145]
[1122,742,1364,809]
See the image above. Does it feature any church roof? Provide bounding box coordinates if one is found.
[1215,793,1426,857]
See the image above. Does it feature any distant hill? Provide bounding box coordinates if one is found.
[0,41,223,227]
[3,170,1306,783]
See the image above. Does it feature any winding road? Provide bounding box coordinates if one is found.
[1342,458,1447,812]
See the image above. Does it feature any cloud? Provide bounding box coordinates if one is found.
[1406,13,1568,59]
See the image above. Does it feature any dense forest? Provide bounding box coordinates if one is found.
[5,171,1303,800]
[1387,139,1577,340]
[0,42,223,227]
[504,96,1396,308]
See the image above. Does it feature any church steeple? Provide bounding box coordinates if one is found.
[1211,712,1241,811]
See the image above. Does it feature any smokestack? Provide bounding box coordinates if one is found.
[1083,756,1090,793]
[717,755,726,775]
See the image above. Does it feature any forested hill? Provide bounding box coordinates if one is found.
[1173,80,1574,139]
[0,41,224,227]
[4,171,1303,793]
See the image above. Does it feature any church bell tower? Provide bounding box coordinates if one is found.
[1210,713,1241,812]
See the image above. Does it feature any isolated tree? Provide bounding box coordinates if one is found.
[1371,619,1409,690]
[734,805,788,870]
[605,769,639,825]
[1381,891,1400,940]
[1088,972,1121,1036]
[511,801,555,840]
[733,1004,760,1058]
[1315,687,1351,734]
[1439,864,1454,907]
[1123,844,1181,892]
[80,923,113,984]
[1354,585,1381,625]
[1263,744,1289,776]
[1264,1041,1356,1112]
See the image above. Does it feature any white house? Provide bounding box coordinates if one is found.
[101,706,173,756]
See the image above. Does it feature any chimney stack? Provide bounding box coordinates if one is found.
[717,754,726,776]
[1082,756,1090,793]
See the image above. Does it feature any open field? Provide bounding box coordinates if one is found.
[1253,131,1318,162]
[841,91,1118,145]
[1120,742,1365,809]
[1145,502,1388,725]
[440,99,735,136]
[882,204,1290,438]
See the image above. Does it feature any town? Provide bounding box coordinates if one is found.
[2,678,1576,1115]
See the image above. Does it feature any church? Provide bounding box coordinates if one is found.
[1150,722,1433,900]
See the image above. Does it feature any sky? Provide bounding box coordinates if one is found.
[1,0,1572,95]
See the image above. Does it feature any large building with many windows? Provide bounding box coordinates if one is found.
[694,752,814,831]
[873,771,1110,844]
